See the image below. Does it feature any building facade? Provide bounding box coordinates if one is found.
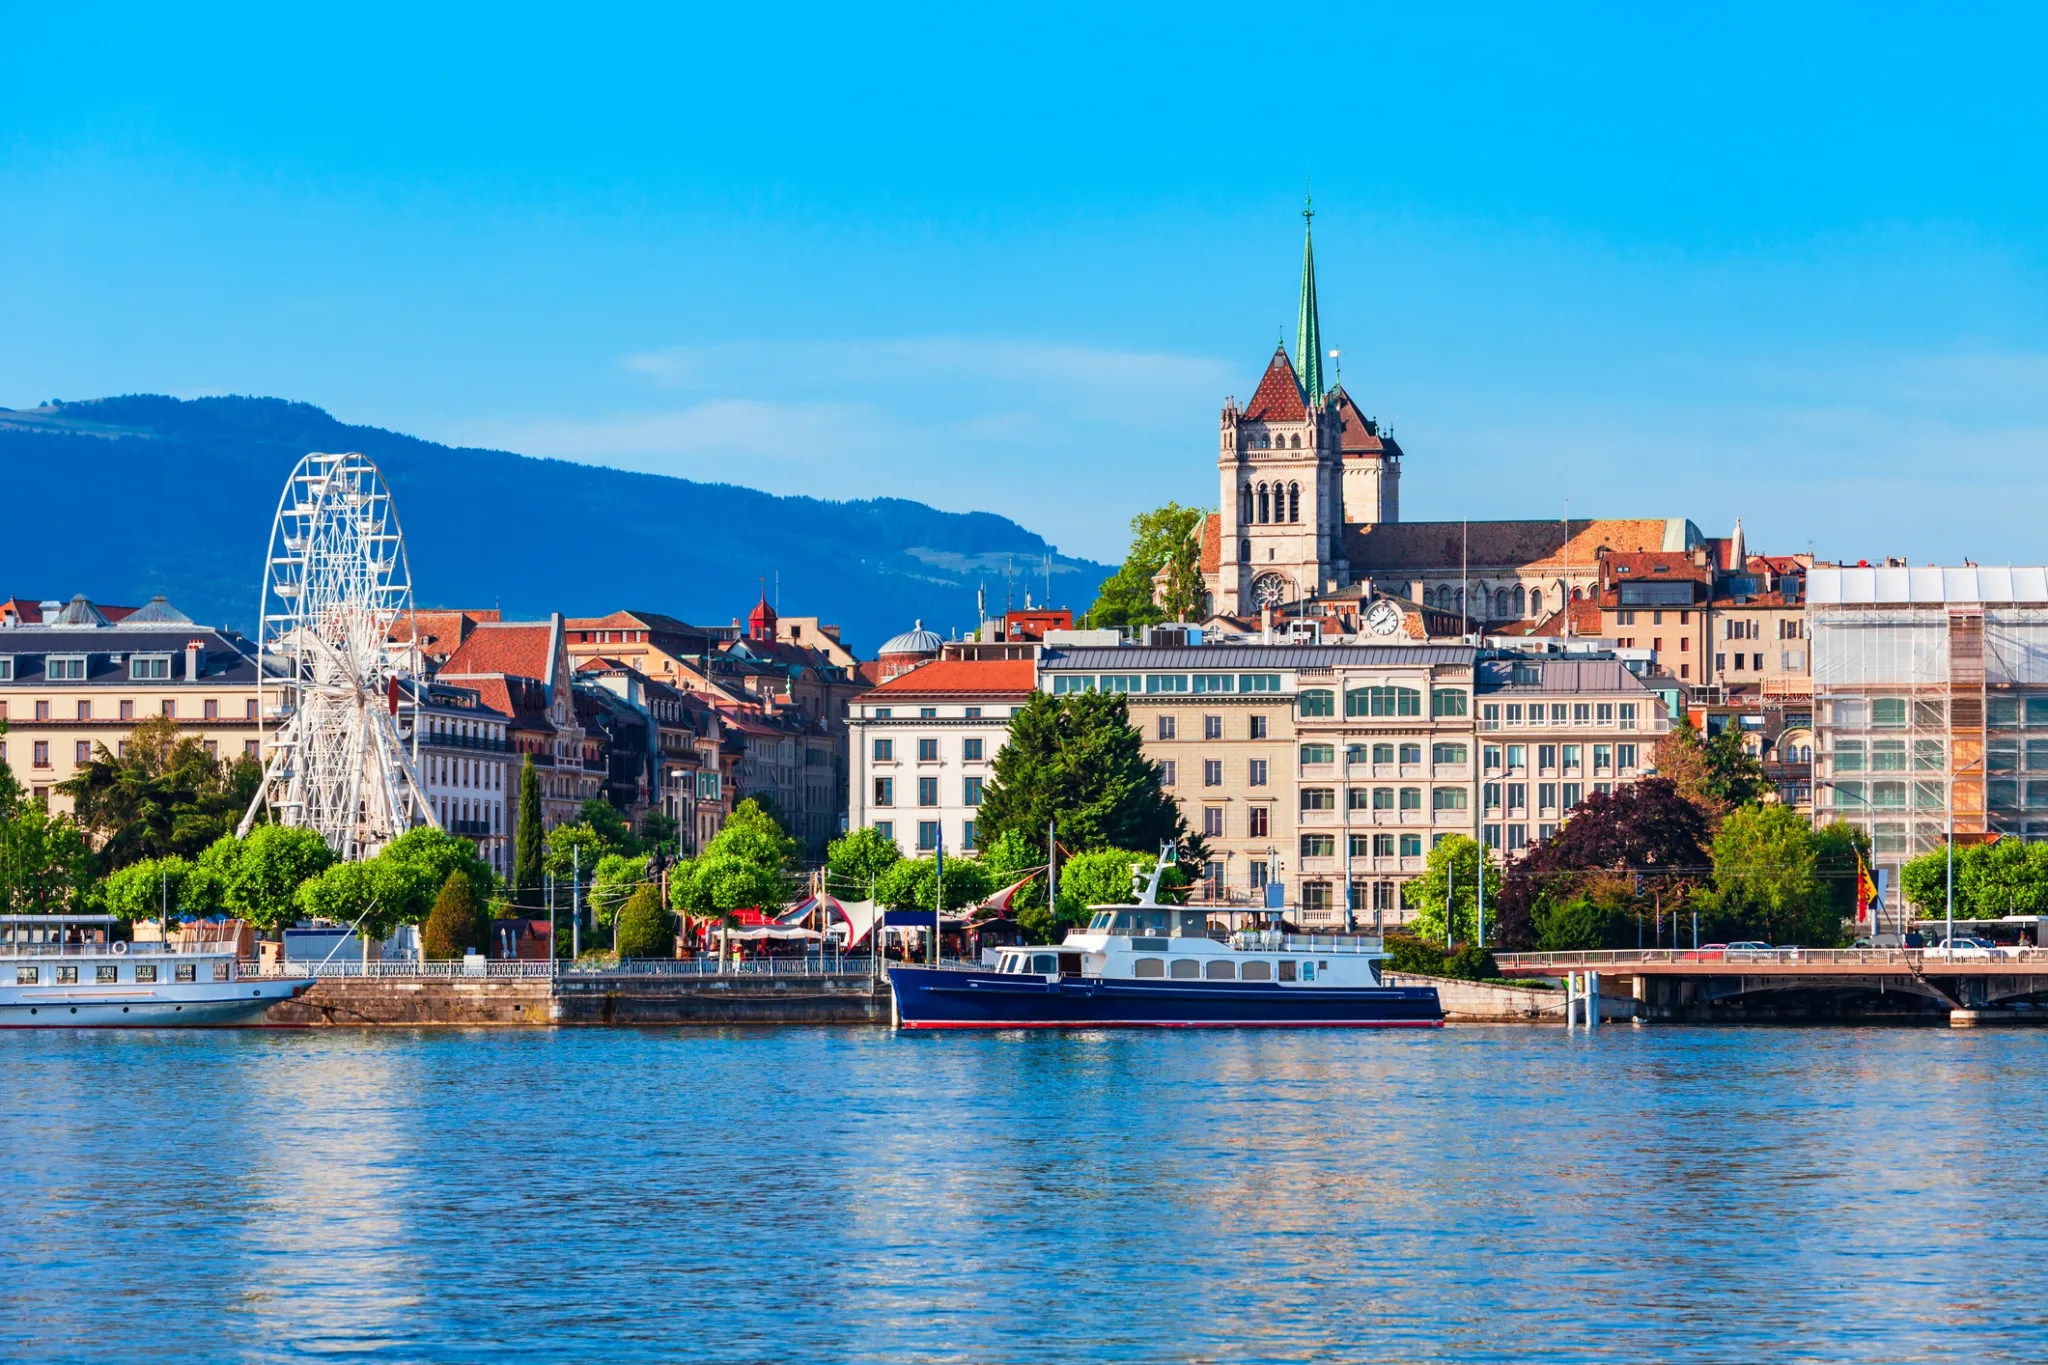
[394,679,513,876]
[847,657,1037,859]
[0,595,262,811]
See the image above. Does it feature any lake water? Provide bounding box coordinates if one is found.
[5,1023,2047,1363]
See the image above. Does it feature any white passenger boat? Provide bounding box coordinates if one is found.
[0,914,313,1027]
[888,856,1443,1029]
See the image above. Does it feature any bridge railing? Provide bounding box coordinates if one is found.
[1494,947,2048,971]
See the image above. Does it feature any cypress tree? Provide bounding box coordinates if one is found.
[422,870,482,960]
[614,883,675,960]
[513,755,543,912]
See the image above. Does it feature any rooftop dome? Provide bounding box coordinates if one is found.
[878,619,943,657]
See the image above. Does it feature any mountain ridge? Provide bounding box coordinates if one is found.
[0,395,1113,653]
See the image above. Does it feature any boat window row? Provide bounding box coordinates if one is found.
[1084,909,1210,936]
[1132,957,1316,982]
[13,961,228,985]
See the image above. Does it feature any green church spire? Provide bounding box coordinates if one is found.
[1294,191,1323,403]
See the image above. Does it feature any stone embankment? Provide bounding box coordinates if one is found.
[1385,972,1636,1024]
[266,972,890,1027]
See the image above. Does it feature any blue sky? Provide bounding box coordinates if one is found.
[3,2,2044,568]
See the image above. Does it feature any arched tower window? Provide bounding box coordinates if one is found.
[1288,482,1300,523]
[1494,589,1510,618]
[1257,484,1269,524]
[1239,483,1252,525]
[1290,433,1301,449]
[1514,585,1527,617]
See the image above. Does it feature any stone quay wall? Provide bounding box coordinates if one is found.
[265,972,890,1027]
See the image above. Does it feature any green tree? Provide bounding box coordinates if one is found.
[512,756,543,911]
[667,799,800,932]
[544,820,615,886]
[294,858,414,946]
[381,826,496,923]
[101,853,222,922]
[875,854,994,911]
[422,870,484,959]
[637,809,679,853]
[979,827,1047,915]
[0,805,94,912]
[1902,837,2048,921]
[59,715,261,870]
[1400,835,1502,945]
[976,691,1187,857]
[614,882,676,959]
[589,852,649,930]
[1012,848,1187,943]
[1654,715,1769,823]
[1813,822,1874,925]
[578,798,639,854]
[824,826,901,899]
[202,824,337,930]
[1707,802,1848,947]
[1087,502,1208,628]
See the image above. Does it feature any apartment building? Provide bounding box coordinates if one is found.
[1809,566,2048,897]
[1038,644,1478,930]
[847,658,1036,858]
[1472,657,1670,855]
[394,679,513,876]
[0,595,262,811]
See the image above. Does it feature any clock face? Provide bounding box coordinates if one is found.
[1366,601,1402,635]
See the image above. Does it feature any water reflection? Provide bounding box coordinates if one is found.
[5,1026,2048,1363]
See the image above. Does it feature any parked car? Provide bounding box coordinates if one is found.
[1927,936,2004,959]
[1724,941,1776,953]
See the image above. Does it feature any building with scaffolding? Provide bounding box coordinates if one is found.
[1810,566,2048,898]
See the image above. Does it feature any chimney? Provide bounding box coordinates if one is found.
[185,638,204,682]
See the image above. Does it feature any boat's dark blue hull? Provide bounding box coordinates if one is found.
[888,966,1443,1029]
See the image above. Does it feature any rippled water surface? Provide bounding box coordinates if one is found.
[6,1024,2048,1363]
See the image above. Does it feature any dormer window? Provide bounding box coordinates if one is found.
[130,655,172,681]
[0,657,12,681]
[46,656,86,681]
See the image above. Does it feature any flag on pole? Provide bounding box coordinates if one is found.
[1854,851,1878,925]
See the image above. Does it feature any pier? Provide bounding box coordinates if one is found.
[1493,948,2048,1026]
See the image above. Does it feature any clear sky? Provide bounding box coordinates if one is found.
[3,2,2044,567]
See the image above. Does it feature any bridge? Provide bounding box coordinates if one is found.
[1491,948,2048,1026]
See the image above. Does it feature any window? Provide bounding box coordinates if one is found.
[962,820,978,849]
[246,698,259,720]
[963,776,984,806]
[1300,743,1335,764]
[47,655,86,681]
[1507,783,1527,812]
[917,738,938,762]
[1617,744,1638,772]
[1193,675,1234,694]
[35,700,49,721]
[1914,740,1944,771]
[1431,688,1467,718]
[1098,674,1140,694]
[1538,782,1559,810]
[875,820,894,844]
[1398,833,1423,858]
[1399,743,1422,765]
[203,699,219,720]
[1480,703,1501,731]
[32,741,49,768]
[1155,759,1177,788]
[1301,834,1336,857]
[1203,759,1223,787]
[175,963,197,983]
[1051,675,1096,695]
[1157,715,1177,740]
[1301,787,1335,811]
[1238,674,1281,693]
[1483,745,1502,772]
[1248,807,1270,837]
[0,657,10,681]
[1873,698,1907,728]
[1506,744,1525,770]
[1573,704,1590,725]
[75,699,91,721]
[1832,781,1867,811]
[1203,806,1225,837]
[96,964,117,983]
[1432,743,1468,765]
[1204,715,1223,740]
[1562,782,1583,808]
[1348,833,1371,856]
[1593,744,1613,774]
[75,740,90,764]
[918,707,937,719]
[873,738,893,761]
[1595,704,1615,725]
[917,777,938,806]
[1432,788,1468,812]
[1872,781,1907,810]
[963,738,984,762]
[1367,743,1391,766]
[1619,703,1637,730]
[120,699,134,721]
[1144,675,1188,694]
[1373,833,1396,857]
[1537,743,1558,771]
[1298,688,1335,718]
[1373,787,1394,811]
[1484,782,1503,810]
[873,777,894,806]
[1249,715,1268,739]
[1834,740,1866,772]
[917,821,940,851]
[244,740,260,758]
[136,964,158,983]
[1248,759,1268,786]
[162,699,176,718]
[1347,685,1422,717]
[964,707,981,719]
[1399,787,1422,811]
[1871,740,1907,772]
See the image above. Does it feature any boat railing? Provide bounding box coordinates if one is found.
[0,939,223,958]
[1228,932,1384,955]
[238,955,905,981]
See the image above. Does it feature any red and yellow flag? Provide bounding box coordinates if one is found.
[1855,851,1878,924]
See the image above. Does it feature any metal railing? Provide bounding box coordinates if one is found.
[1494,947,2048,970]
[240,956,898,981]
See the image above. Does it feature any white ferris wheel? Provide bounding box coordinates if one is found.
[238,452,436,858]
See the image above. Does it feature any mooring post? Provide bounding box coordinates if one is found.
[1566,971,1579,1028]
[1587,971,1600,1031]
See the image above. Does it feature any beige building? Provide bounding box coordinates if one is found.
[0,595,262,811]
[1039,644,1479,930]
[848,657,1036,857]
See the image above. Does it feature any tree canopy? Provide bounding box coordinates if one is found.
[58,716,261,871]
[199,824,337,930]
[1699,803,1852,947]
[1086,502,1207,628]
[1902,837,2048,920]
[976,692,1188,858]
[614,883,676,959]
[422,871,485,959]
[1653,715,1769,824]
[668,799,799,922]
[823,826,901,899]
[1399,835,1501,946]
[875,853,994,912]
[1492,778,1711,949]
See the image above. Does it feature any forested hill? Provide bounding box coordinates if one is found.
[0,396,1111,653]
